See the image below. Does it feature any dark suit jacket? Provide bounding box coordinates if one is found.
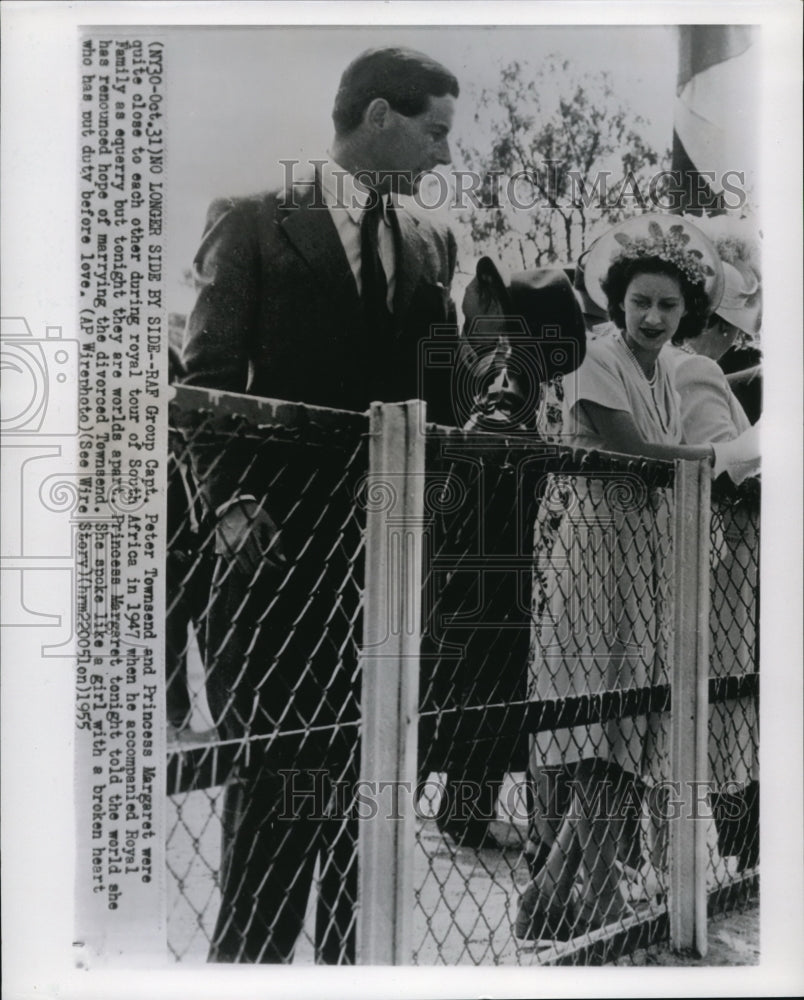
[182,173,458,509]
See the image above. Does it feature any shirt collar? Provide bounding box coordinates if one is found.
[320,157,396,225]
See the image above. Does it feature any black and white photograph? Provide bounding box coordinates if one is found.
[2,3,802,997]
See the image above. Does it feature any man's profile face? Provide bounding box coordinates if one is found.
[379,93,455,195]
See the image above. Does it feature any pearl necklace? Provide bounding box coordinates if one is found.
[620,332,658,385]
[618,332,670,434]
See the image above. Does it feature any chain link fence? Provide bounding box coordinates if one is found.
[706,476,760,913]
[414,432,678,964]
[164,388,758,965]
[166,386,368,963]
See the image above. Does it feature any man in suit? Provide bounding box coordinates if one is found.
[181,47,460,964]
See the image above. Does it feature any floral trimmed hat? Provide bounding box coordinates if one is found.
[683,214,762,336]
[583,214,725,314]
[717,261,762,336]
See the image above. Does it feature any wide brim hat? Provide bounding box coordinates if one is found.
[680,213,762,336]
[717,261,762,335]
[680,213,762,279]
[566,258,609,323]
[462,257,586,380]
[583,213,725,315]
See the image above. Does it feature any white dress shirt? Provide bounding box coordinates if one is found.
[319,157,396,311]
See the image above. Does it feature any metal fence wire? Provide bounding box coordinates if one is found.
[166,386,368,963]
[164,388,759,966]
[415,432,678,965]
[706,477,760,912]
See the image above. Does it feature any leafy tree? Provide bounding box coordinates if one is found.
[455,57,671,269]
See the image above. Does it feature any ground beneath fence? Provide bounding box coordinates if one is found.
[167,785,758,966]
[613,906,758,965]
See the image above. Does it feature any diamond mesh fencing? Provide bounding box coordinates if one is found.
[414,431,543,965]
[706,476,760,913]
[164,388,758,966]
[166,386,368,963]
[413,430,680,965]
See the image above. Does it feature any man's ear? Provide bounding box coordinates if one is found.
[365,97,391,130]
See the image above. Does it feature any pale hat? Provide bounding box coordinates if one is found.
[684,214,762,336]
[583,213,725,314]
[716,261,762,335]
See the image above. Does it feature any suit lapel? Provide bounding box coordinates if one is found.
[278,177,429,331]
[392,206,425,326]
[278,177,360,310]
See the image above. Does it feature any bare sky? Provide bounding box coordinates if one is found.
[166,25,677,309]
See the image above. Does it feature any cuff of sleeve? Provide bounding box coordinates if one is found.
[711,425,761,484]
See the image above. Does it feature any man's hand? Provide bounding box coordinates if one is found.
[215,499,286,577]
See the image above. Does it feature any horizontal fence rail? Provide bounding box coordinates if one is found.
[164,390,759,965]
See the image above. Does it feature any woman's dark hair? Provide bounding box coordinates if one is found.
[676,310,728,346]
[332,47,459,135]
[601,254,711,342]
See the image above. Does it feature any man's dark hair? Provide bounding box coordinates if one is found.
[332,47,459,135]
[601,254,711,342]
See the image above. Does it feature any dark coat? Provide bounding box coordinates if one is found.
[178,172,463,752]
[181,174,458,509]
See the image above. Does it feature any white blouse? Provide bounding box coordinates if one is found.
[562,328,683,449]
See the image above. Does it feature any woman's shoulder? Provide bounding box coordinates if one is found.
[670,349,728,389]
[582,328,624,367]
[565,328,634,411]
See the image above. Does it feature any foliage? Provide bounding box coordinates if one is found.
[455,57,671,269]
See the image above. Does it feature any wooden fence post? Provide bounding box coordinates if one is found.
[357,401,426,965]
[669,457,711,955]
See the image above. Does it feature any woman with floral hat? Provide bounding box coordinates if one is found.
[516,215,758,942]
